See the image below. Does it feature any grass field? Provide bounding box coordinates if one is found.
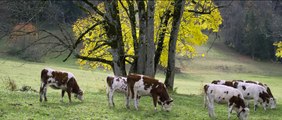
[0,40,282,120]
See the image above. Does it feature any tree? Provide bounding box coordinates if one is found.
[72,0,222,89]
[165,0,185,90]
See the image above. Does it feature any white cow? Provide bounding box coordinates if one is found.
[204,84,249,120]
[106,76,128,107]
[236,82,275,111]
[234,80,276,109]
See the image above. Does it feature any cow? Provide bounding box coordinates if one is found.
[106,76,129,107]
[233,80,276,109]
[126,74,173,111]
[204,84,249,120]
[39,68,83,103]
[212,80,275,111]
[235,82,275,111]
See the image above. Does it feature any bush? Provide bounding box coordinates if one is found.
[3,77,17,91]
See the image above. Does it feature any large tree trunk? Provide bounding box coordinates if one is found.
[136,0,146,74]
[105,0,126,76]
[165,0,185,90]
[144,0,155,77]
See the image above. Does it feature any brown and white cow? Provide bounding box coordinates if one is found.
[126,74,173,111]
[212,80,275,111]
[233,80,276,109]
[235,82,273,111]
[204,84,249,120]
[106,76,128,107]
[40,68,83,102]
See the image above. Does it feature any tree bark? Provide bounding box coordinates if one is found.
[126,0,138,74]
[154,9,171,74]
[104,0,127,76]
[144,0,155,77]
[136,0,146,75]
[165,0,185,90]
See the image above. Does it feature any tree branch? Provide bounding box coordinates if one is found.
[75,54,113,66]
[188,0,233,14]
[81,0,105,17]
[63,20,106,62]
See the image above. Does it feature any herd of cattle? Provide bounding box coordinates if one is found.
[39,68,277,120]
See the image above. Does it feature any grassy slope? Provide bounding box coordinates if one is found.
[0,40,282,120]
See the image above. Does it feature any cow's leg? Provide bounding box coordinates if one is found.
[254,100,258,111]
[61,90,65,102]
[137,95,141,107]
[126,92,130,109]
[204,94,208,108]
[39,82,45,102]
[126,86,132,109]
[152,94,158,112]
[108,89,115,107]
[67,88,72,103]
[124,93,130,108]
[228,103,234,120]
[245,100,250,108]
[207,95,215,119]
[262,102,267,111]
[133,89,139,110]
[40,82,48,102]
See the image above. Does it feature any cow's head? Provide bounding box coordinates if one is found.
[237,107,249,120]
[74,89,84,101]
[159,99,173,112]
[269,98,276,109]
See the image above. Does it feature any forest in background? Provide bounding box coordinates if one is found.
[216,0,282,60]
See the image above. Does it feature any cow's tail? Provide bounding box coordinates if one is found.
[203,84,209,108]
[40,69,45,82]
[106,76,112,98]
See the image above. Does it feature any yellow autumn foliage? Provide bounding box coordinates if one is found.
[274,41,282,58]
[73,1,222,69]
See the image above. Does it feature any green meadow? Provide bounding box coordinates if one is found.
[0,41,282,120]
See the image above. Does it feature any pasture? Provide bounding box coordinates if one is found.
[0,41,282,120]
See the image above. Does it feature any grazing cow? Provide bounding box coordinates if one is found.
[40,68,83,102]
[127,74,173,111]
[106,76,141,107]
[233,80,276,109]
[106,76,128,107]
[212,80,275,111]
[204,84,249,120]
[235,82,274,111]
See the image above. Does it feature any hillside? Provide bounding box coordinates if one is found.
[183,39,282,76]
